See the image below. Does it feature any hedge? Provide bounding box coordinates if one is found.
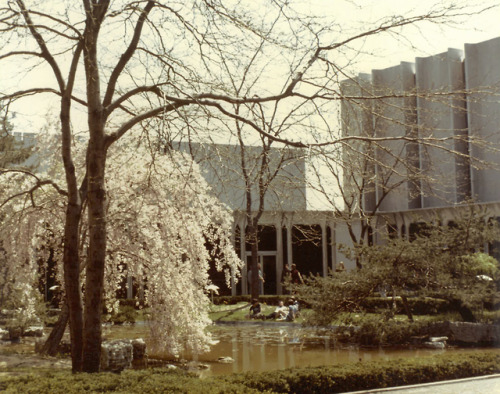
[223,351,500,393]
[213,295,286,306]
[1,351,497,393]
[359,296,451,315]
[213,296,460,314]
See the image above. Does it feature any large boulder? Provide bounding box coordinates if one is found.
[8,327,21,342]
[100,340,133,372]
[100,338,148,372]
[130,338,147,367]
[430,322,500,345]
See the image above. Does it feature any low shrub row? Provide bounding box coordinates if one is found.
[0,368,258,394]
[213,295,497,315]
[224,351,500,393]
[1,351,498,393]
[359,296,451,315]
[213,295,288,306]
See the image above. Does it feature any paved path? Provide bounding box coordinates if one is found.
[348,374,500,393]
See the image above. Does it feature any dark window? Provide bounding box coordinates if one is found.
[292,225,322,277]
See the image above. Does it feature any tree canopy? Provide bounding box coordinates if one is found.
[0,133,241,356]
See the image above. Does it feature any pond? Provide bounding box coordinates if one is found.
[104,322,497,377]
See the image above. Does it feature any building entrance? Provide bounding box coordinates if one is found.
[246,252,277,295]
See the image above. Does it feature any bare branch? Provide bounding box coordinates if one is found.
[102,1,155,108]
[0,88,87,107]
[15,0,66,93]
[0,168,68,209]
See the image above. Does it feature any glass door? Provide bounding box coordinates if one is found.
[245,252,277,295]
[262,255,277,295]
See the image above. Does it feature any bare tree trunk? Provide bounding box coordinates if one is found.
[250,231,259,300]
[82,138,107,372]
[80,1,109,372]
[63,203,83,372]
[401,295,414,322]
[40,302,69,356]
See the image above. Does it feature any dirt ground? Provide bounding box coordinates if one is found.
[0,352,71,371]
[0,336,71,376]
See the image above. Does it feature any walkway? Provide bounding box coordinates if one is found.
[348,374,500,393]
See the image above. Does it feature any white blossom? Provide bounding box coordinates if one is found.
[0,134,242,355]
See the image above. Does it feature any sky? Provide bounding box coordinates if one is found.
[308,0,500,71]
[4,0,499,134]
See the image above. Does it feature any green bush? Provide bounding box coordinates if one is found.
[212,295,251,305]
[360,297,451,315]
[335,316,450,346]
[213,295,287,306]
[1,352,498,393]
[224,351,500,393]
[0,368,260,394]
[344,317,434,346]
[104,302,138,325]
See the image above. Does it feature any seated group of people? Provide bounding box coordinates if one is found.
[248,298,300,321]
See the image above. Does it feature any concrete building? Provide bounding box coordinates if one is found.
[340,36,500,254]
[173,141,336,295]
[165,37,500,294]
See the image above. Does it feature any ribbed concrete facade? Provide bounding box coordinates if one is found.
[415,48,470,207]
[341,37,500,229]
[372,61,419,212]
[465,37,500,203]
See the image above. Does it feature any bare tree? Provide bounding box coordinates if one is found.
[234,121,305,300]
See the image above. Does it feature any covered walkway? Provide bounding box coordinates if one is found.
[348,373,500,393]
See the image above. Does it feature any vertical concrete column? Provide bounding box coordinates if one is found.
[276,216,284,294]
[126,276,133,299]
[286,217,293,265]
[230,221,237,296]
[399,215,408,240]
[321,222,328,277]
[416,48,468,207]
[239,217,248,295]
[395,214,404,239]
[372,62,417,212]
[330,223,337,271]
[465,37,500,203]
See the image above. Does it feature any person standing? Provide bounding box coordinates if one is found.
[281,264,292,294]
[290,263,304,285]
[248,263,265,294]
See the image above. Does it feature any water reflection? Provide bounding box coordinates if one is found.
[104,323,494,377]
[191,324,444,377]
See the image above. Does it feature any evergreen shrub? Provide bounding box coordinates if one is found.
[1,352,498,393]
[224,351,500,393]
[360,297,450,315]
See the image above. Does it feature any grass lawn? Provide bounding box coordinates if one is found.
[207,301,477,326]
[208,301,310,323]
